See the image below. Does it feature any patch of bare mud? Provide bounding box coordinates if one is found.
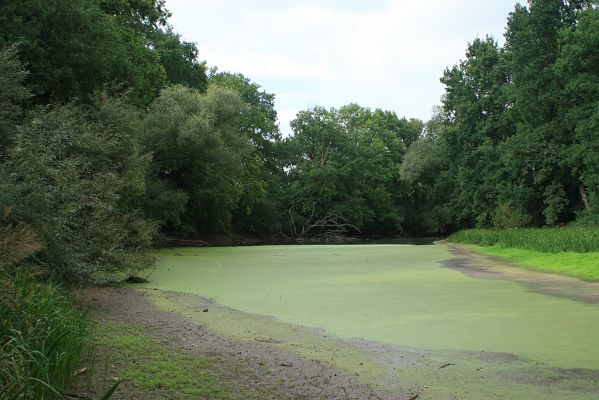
[442,245,599,303]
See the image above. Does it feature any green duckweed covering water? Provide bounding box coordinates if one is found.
[143,244,599,370]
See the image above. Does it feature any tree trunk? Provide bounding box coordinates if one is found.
[579,184,591,211]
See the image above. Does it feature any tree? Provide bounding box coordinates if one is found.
[0,0,166,106]
[152,28,208,91]
[555,7,599,222]
[98,0,170,37]
[209,72,285,235]
[284,104,411,237]
[209,72,281,162]
[141,85,250,235]
[502,0,596,225]
[438,36,514,227]
[399,111,455,233]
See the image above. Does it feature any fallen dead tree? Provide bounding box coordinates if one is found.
[288,201,360,242]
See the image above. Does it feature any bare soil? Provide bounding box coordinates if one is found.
[73,287,391,400]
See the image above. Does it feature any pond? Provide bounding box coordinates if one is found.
[145,244,599,371]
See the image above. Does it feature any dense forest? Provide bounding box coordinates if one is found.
[1,0,598,283]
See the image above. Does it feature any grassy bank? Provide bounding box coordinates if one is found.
[0,270,89,399]
[449,227,599,280]
[449,226,599,253]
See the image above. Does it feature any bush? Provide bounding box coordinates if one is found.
[491,202,533,229]
[572,209,599,226]
[0,96,155,284]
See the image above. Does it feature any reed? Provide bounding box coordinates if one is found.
[449,226,599,253]
[0,269,88,399]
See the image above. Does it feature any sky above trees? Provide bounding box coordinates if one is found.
[165,0,520,135]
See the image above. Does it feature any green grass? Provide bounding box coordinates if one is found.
[467,246,599,281]
[94,322,233,399]
[449,227,599,280]
[0,269,88,400]
[448,226,599,253]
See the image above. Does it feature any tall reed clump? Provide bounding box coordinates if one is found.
[0,270,88,399]
[449,226,599,253]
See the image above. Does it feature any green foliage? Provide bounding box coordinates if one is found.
[399,137,440,184]
[209,72,285,235]
[556,7,599,214]
[98,0,170,35]
[141,85,249,234]
[1,96,155,283]
[152,28,208,91]
[491,202,533,229]
[209,72,281,160]
[572,208,599,226]
[0,0,167,107]
[0,270,88,399]
[501,0,597,225]
[402,3,599,232]
[0,45,30,157]
[449,226,599,253]
[440,36,513,227]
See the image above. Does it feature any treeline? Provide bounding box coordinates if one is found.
[402,0,599,232]
[1,0,598,283]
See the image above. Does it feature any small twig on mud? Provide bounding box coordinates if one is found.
[409,394,420,400]
[439,363,455,369]
[342,386,350,399]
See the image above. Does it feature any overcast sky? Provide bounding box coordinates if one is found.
[165,0,521,135]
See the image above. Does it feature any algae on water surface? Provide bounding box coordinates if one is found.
[142,244,599,370]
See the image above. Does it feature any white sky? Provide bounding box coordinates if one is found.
[165,0,522,135]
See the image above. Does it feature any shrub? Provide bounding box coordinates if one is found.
[0,96,155,284]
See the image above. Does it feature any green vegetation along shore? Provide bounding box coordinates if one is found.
[449,227,599,280]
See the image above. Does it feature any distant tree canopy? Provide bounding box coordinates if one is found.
[401,1,599,232]
[283,105,417,236]
[1,0,598,283]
